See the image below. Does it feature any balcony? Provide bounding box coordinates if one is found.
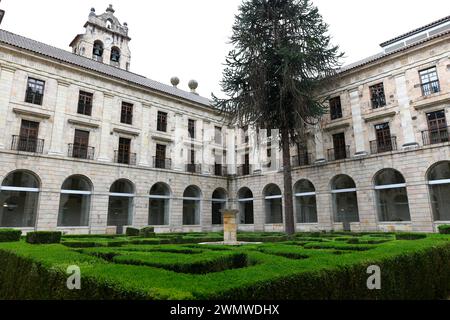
[68,144,95,160]
[11,136,44,154]
[292,152,312,167]
[370,137,397,154]
[114,151,137,165]
[237,164,251,176]
[327,146,350,161]
[421,80,440,97]
[422,127,450,146]
[213,164,228,177]
[153,157,172,170]
[186,163,201,174]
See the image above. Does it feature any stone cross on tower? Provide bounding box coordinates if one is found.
[69,5,131,71]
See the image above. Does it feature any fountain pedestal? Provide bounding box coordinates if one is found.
[222,209,239,244]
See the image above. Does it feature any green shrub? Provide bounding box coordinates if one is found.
[139,227,156,238]
[347,238,360,244]
[125,227,140,237]
[26,232,62,244]
[395,233,427,241]
[0,229,22,243]
[438,225,450,234]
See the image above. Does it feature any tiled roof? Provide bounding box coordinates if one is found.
[338,29,450,74]
[380,15,450,47]
[0,29,212,108]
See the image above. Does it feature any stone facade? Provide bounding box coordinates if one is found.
[0,8,449,234]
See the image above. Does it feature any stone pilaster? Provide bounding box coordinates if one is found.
[395,74,418,148]
[98,93,113,162]
[350,89,368,156]
[226,127,236,175]
[0,65,15,149]
[173,113,185,171]
[48,80,70,156]
[139,103,151,167]
[314,128,326,162]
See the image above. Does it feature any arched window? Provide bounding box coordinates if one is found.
[106,19,113,29]
[212,188,227,225]
[374,169,411,222]
[331,175,359,223]
[238,188,254,225]
[183,186,201,225]
[428,162,450,221]
[107,180,134,234]
[92,41,104,60]
[110,47,121,64]
[264,184,283,224]
[58,175,92,227]
[149,183,171,226]
[294,180,318,223]
[0,170,40,228]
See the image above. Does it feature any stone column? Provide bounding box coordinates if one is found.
[407,184,434,233]
[0,65,15,149]
[35,190,60,231]
[89,194,109,234]
[133,196,149,228]
[98,93,113,162]
[395,74,418,148]
[201,199,212,232]
[350,89,368,156]
[316,192,333,231]
[139,103,151,167]
[48,80,70,156]
[253,195,265,232]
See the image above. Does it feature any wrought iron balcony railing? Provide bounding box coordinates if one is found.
[153,157,172,170]
[68,144,95,160]
[327,146,350,162]
[237,164,252,176]
[114,151,137,165]
[213,164,228,177]
[186,163,202,174]
[422,126,450,146]
[370,136,397,154]
[292,152,312,167]
[11,136,44,154]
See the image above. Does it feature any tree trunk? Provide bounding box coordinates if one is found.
[281,128,295,235]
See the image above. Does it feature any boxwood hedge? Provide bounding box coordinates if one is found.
[0,234,449,300]
[26,232,62,244]
[438,225,450,234]
[0,229,22,243]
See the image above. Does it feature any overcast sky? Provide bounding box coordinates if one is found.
[1,0,449,97]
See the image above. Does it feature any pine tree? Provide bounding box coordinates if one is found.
[214,0,343,235]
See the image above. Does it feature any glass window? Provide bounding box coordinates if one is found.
[25,78,45,105]
[238,188,254,225]
[157,111,168,132]
[78,91,93,116]
[108,180,134,234]
[212,189,227,225]
[0,171,40,228]
[121,102,133,125]
[58,175,92,227]
[374,169,411,222]
[214,127,223,145]
[188,119,196,139]
[331,175,359,223]
[330,97,343,120]
[264,184,283,224]
[149,183,170,226]
[420,67,440,96]
[183,186,201,225]
[428,162,450,221]
[370,83,386,109]
[295,180,318,223]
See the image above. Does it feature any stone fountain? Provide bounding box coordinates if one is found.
[200,209,262,246]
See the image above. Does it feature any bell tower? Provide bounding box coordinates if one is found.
[70,5,131,71]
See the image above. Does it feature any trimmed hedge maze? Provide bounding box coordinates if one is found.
[0,231,449,300]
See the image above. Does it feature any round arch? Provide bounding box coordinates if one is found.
[373,169,411,222]
[330,174,359,223]
[149,182,171,226]
[58,175,93,227]
[237,187,254,225]
[263,184,283,224]
[107,179,135,234]
[0,170,40,228]
[212,188,228,226]
[182,185,202,226]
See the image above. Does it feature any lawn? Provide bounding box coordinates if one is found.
[0,231,449,300]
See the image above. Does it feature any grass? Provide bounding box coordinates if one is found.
[0,232,449,300]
